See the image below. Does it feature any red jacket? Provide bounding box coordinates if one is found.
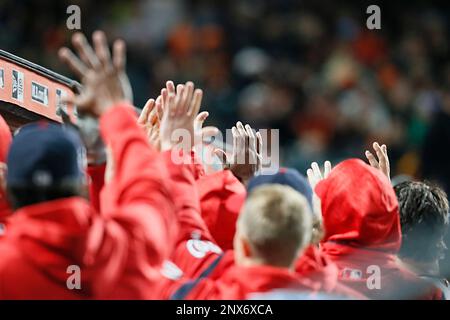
[0,104,182,299]
[316,159,440,299]
[163,164,223,282]
[86,164,106,213]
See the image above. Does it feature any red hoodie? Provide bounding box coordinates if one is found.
[0,104,186,299]
[0,114,12,224]
[317,159,441,299]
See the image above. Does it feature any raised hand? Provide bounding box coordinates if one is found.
[159,81,203,152]
[58,31,133,117]
[137,96,163,150]
[306,161,332,190]
[306,161,331,221]
[214,121,262,183]
[365,142,390,180]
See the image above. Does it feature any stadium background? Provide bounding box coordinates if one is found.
[0,0,449,190]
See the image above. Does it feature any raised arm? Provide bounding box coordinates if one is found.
[59,31,177,298]
[158,81,224,280]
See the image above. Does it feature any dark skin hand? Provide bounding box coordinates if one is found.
[214,121,263,183]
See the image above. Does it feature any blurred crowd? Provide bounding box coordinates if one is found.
[0,0,449,301]
[1,0,449,185]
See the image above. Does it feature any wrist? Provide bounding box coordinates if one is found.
[96,99,131,117]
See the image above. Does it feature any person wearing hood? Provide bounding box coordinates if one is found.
[311,142,441,299]
[0,114,12,225]
[0,31,191,299]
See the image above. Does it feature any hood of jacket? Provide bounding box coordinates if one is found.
[316,159,401,253]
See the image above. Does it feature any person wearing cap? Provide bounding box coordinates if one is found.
[247,168,363,298]
[156,183,321,299]
[0,31,196,299]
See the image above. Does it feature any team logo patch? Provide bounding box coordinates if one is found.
[341,268,363,280]
[186,239,222,259]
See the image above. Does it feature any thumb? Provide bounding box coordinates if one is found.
[194,111,209,131]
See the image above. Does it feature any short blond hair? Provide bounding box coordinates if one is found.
[239,184,313,267]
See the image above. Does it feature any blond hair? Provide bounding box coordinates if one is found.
[239,184,313,267]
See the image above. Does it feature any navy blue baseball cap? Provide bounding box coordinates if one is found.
[247,167,314,212]
[7,122,86,188]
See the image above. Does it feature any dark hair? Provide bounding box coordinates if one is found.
[7,182,84,211]
[395,181,449,263]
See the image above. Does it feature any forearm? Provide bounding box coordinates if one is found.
[99,103,170,212]
[162,149,215,243]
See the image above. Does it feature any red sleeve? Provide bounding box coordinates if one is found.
[162,150,223,279]
[86,164,106,213]
[197,170,246,250]
[99,104,177,268]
